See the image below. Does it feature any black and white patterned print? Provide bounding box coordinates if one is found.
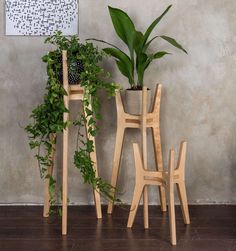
[5,0,78,36]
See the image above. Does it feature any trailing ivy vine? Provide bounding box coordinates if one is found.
[25,31,120,214]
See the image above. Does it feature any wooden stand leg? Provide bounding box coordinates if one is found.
[43,167,52,217]
[62,116,69,235]
[62,50,69,235]
[43,171,53,217]
[107,127,125,214]
[152,127,167,212]
[91,151,102,219]
[168,149,176,245]
[176,141,190,225]
[177,182,190,224]
[87,130,102,219]
[127,143,145,228]
[143,187,149,229]
[43,137,55,217]
[43,153,54,217]
[141,87,149,229]
[127,184,144,228]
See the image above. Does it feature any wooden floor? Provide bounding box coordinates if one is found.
[0,205,236,251]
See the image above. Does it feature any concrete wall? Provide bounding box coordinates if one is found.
[1,0,236,205]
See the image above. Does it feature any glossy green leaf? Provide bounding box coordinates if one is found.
[133,31,144,54]
[116,60,133,85]
[153,51,171,58]
[136,53,149,86]
[160,35,188,54]
[103,47,134,84]
[108,6,136,60]
[141,5,172,49]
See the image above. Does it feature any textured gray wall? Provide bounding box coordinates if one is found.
[0,0,236,205]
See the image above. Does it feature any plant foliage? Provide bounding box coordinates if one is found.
[25,31,120,214]
[90,5,187,89]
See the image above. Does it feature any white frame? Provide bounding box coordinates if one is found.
[5,0,79,36]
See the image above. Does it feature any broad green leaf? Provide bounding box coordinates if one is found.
[133,31,144,54]
[160,35,187,54]
[103,47,134,84]
[136,53,149,85]
[116,60,134,85]
[136,52,148,71]
[136,51,169,85]
[141,5,172,49]
[108,6,136,60]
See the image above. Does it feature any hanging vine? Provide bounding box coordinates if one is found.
[25,31,121,214]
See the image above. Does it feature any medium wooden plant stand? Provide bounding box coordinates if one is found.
[43,50,102,235]
[107,84,167,227]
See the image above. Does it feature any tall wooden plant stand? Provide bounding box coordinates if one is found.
[107,84,167,225]
[43,50,102,235]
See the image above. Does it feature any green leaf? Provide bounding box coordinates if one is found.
[136,52,149,86]
[116,60,133,86]
[133,31,144,54]
[141,5,172,49]
[143,35,159,52]
[88,117,95,126]
[85,108,93,116]
[153,51,171,59]
[160,35,188,54]
[86,38,121,51]
[108,6,136,60]
[26,31,121,214]
[103,48,134,84]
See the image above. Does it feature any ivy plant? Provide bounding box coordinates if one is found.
[25,31,120,214]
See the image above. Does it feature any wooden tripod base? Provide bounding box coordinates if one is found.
[43,50,102,235]
[107,85,167,217]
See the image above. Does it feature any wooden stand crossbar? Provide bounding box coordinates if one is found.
[107,84,167,216]
[43,50,102,235]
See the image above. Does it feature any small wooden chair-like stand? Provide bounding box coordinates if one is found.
[107,84,167,228]
[127,87,190,245]
[43,50,102,235]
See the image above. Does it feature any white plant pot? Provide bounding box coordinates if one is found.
[123,89,152,115]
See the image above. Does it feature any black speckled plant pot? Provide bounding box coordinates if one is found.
[58,58,84,85]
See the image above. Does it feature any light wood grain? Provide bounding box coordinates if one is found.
[84,100,102,219]
[151,86,167,212]
[62,50,69,235]
[43,134,56,218]
[168,149,176,245]
[107,85,167,214]
[60,50,102,235]
[141,87,149,229]
[127,140,190,245]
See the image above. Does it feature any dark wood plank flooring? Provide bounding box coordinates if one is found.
[0,205,236,251]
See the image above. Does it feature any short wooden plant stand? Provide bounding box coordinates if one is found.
[127,87,190,245]
[107,84,167,226]
[43,50,102,235]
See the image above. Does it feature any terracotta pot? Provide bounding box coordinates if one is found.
[123,89,152,115]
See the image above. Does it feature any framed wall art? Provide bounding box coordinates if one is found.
[5,0,79,36]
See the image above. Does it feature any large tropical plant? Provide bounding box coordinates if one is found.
[91,5,187,89]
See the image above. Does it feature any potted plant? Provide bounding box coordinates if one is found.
[90,5,187,114]
[25,31,120,214]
